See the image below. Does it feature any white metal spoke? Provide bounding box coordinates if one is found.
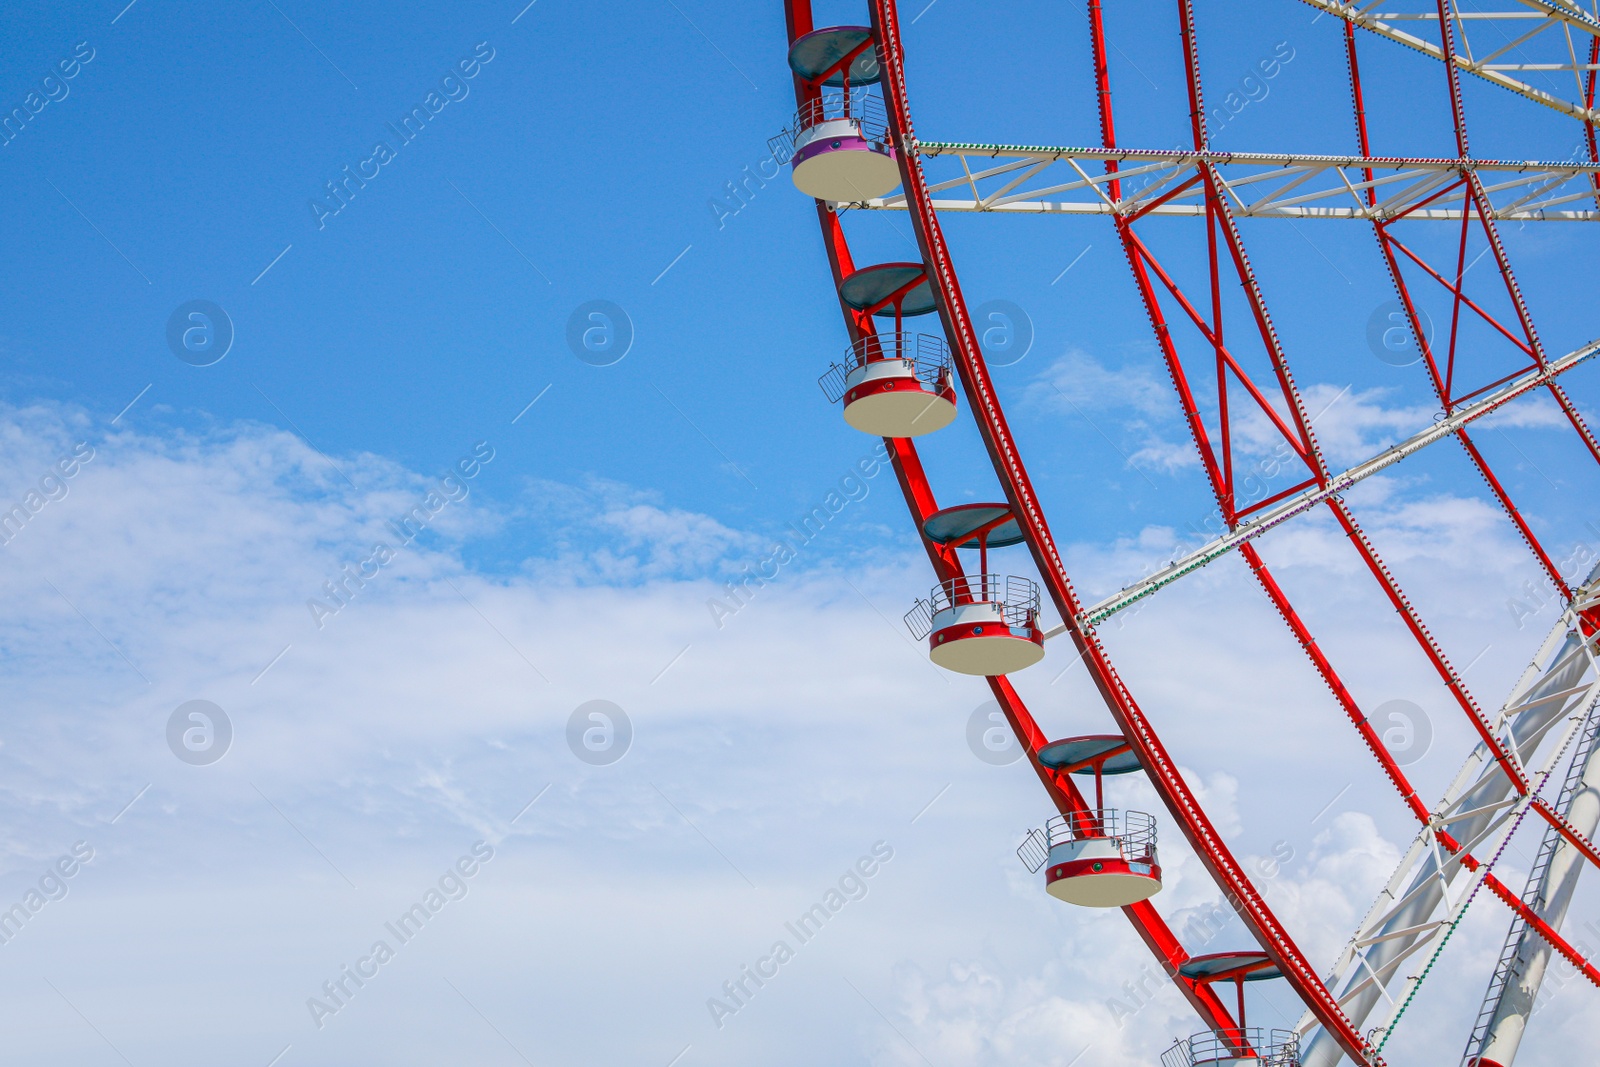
[1471,15,1564,67]
[1296,0,1600,123]
[845,144,1600,221]
[1295,591,1600,1063]
[1032,337,1598,634]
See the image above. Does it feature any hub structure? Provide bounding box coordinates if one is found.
[776,2,1600,1064]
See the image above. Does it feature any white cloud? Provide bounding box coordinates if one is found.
[1302,382,1439,467]
[1019,351,1464,481]
[0,401,1593,1066]
[1026,347,1175,421]
[1476,394,1572,431]
[1025,348,1199,474]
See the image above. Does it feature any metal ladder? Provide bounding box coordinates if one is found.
[1460,701,1600,1065]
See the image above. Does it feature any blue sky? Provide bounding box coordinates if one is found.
[0,1,1598,1065]
[2,0,1596,566]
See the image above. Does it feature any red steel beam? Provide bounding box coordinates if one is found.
[870,0,1376,1060]
[1326,497,1532,792]
[1476,869,1600,989]
[1589,34,1600,204]
[780,0,1239,1039]
[1343,18,1596,601]
[1108,2,1600,1035]
[1314,7,1600,1000]
[1531,797,1600,874]
[1169,0,1531,834]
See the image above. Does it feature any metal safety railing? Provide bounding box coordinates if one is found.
[769,88,891,162]
[1016,808,1158,873]
[904,574,1039,640]
[818,332,952,403]
[1162,1029,1300,1067]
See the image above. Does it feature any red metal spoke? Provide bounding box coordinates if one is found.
[1450,363,1542,408]
[1087,0,1121,201]
[1478,869,1600,991]
[1343,21,1377,201]
[1364,213,1568,591]
[1237,540,1433,824]
[1325,497,1531,791]
[1589,34,1600,204]
[1179,0,1330,486]
[1376,174,1469,223]
[1125,172,1205,222]
[1434,0,1473,159]
[782,0,1246,1042]
[1531,797,1600,874]
[1544,377,1600,466]
[1465,174,1543,364]
[1244,533,1600,990]
[873,1,1377,1058]
[1201,164,1329,480]
[1458,426,1573,598]
[1123,5,1600,1041]
[1443,200,1473,400]
[1380,233,1536,360]
[1233,476,1318,518]
[1315,11,1600,1029]
[782,2,1599,1060]
[1462,166,1600,463]
[1420,1,1600,466]
[1125,232,1315,467]
[1118,222,1234,516]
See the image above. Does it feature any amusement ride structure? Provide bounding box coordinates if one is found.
[773,1,1600,1064]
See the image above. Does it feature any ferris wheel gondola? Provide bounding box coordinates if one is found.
[777,2,1600,1063]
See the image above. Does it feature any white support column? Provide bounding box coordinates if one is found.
[1298,566,1600,1065]
[1474,715,1600,1065]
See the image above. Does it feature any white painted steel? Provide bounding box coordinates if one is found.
[792,142,901,202]
[927,596,1044,675]
[840,359,957,437]
[1471,678,1600,1063]
[1297,571,1600,1065]
[846,144,1600,221]
[1295,0,1600,125]
[1027,339,1600,637]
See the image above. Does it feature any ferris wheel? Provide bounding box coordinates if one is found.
[772,1,1600,1065]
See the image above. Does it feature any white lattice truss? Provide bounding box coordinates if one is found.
[845,144,1600,221]
[832,3,1600,1057]
[1299,0,1600,125]
[1035,337,1599,637]
[1293,576,1600,1064]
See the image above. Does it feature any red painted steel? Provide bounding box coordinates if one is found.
[1152,0,1596,881]
[780,0,1240,1039]
[1283,3,1600,1014]
[1115,0,1517,839]
[1531,798,1600,874]
[868,0,1376,1060]
[1342,8,1600,600]
[785,0,1600,1054]
[1100,0,1600,1037]
[1337,9,1600,851]
[1475,868,1600,989]
[1589,35,1600,203]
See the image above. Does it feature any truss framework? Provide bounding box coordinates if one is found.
[1296,579,1600,1062]
[1298,0,1600,124]
[847,144,1600,220]
[1465,671,1600,1064]
[781,0,1600,1062]
[1038,336,1599,633]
